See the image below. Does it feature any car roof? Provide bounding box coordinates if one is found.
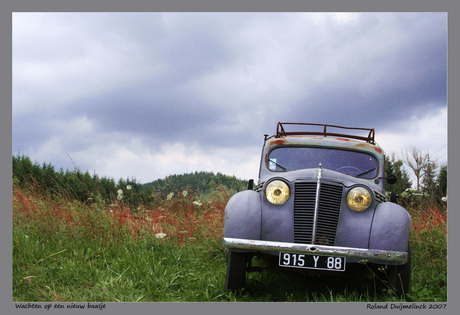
[264,134,384,156]
[263,122,384,155]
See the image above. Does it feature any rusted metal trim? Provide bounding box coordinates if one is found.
[223,237,408,263]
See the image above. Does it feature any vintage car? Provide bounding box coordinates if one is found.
[223,122,411,296]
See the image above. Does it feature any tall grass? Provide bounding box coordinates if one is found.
[12,183,228,302]
[406,200,447,301]
[12,182,447,302]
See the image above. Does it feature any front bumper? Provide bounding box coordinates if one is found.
[223,237,408,263]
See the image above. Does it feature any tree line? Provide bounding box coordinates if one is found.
[12,147,447,209]
[142,171,248,199]
[384,147,447,206]
[12,154,248,208]
[12,154,138,205]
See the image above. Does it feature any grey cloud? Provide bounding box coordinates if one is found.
[12,12,447,180]
[60,18,450,145]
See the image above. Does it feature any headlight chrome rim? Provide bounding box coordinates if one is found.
[347,186,372,211]
[265,180,290,205]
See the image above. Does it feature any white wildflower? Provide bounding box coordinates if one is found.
[117,189,123,200]
[182,190,188,197]
[155,233,167,239]
[442,196,448,202]
[126,185,132,190]
[167,192,174,201]
[193,200,202,206]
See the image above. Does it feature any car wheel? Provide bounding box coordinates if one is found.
[389,244,411,297]
[376,244,411,297]
[390,191,398,203]
[225,250,249,291]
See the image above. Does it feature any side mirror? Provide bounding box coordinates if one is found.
[248,179,254,190]
[376,174,397,185]
[385,174,397,185]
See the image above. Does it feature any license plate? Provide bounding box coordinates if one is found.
[279,252,346,271]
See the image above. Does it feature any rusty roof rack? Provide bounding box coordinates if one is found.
[275,122,375,143]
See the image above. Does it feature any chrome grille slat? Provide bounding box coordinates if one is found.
[294,182,343,245]
[374,190,387,203]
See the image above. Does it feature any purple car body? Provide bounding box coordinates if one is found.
[223,123,411,295]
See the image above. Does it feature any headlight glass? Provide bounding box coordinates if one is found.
[347,187,372,211]
[265,180,290,205]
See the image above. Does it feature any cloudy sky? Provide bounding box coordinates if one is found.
[12,12,447,184]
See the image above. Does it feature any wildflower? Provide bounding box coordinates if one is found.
[117,189,123,200]
[126,185,132,190]
[193,200,202,206]
[442,196,448,202]
[167,192,174,201]
[182,190,188,197]
[155,233,167,239]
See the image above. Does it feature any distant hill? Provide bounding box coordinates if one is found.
[142,171,249,198]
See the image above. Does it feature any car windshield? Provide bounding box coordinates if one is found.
[268,146,379,179]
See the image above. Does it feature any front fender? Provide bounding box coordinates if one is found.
[369,202,411,252]
[224,190,262,240]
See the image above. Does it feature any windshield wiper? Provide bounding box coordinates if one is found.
[356,168,376,178]
[269,159,287,171]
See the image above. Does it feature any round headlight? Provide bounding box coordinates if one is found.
[265,180,290,205]
[347,187,372,211]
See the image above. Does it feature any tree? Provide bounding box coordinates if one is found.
[384,153,412,195]
[421,157,437,197]
[436,163,447,199]
[402,147,429,192]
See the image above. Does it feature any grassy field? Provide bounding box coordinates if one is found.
[12,184,447,302]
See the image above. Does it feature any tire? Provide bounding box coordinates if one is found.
[375,244,411,297]
[225,250,249,291]
[390,191,398,203]
[388,244,411,297]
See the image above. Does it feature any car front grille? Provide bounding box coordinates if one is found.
[374,190,387,203]
[294,182,343,245]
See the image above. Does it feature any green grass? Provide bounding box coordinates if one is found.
[406,209,447,302]
[12,184,447,302]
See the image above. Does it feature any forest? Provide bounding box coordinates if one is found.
[12,154,249,208]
